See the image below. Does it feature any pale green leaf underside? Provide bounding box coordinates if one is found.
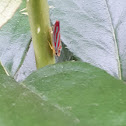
[49,0,126,81]
[0,0,31,76]
[0,0,21,28]
[24,61,126,126]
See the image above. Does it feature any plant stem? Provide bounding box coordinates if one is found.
[27,0,55,69]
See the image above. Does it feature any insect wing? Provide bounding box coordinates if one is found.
[53,21,62,56]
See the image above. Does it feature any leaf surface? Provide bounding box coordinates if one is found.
[49,0,126,80]
[0,0,31,76]
[0,63,76,126]
[24,61,126,125]
[0,0,21,28]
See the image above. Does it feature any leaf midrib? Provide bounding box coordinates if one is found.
[104,0,122,79]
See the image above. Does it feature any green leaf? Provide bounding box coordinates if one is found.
[49,0,126,81]
[24,61,126,125]
[0,64,76,126]
[0,0,21,28]
[0,0,31,76]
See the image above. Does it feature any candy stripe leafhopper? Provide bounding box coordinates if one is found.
[53,21,62,57]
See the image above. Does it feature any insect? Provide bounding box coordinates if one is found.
[49,20,62,57]
[53,21,62,56]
